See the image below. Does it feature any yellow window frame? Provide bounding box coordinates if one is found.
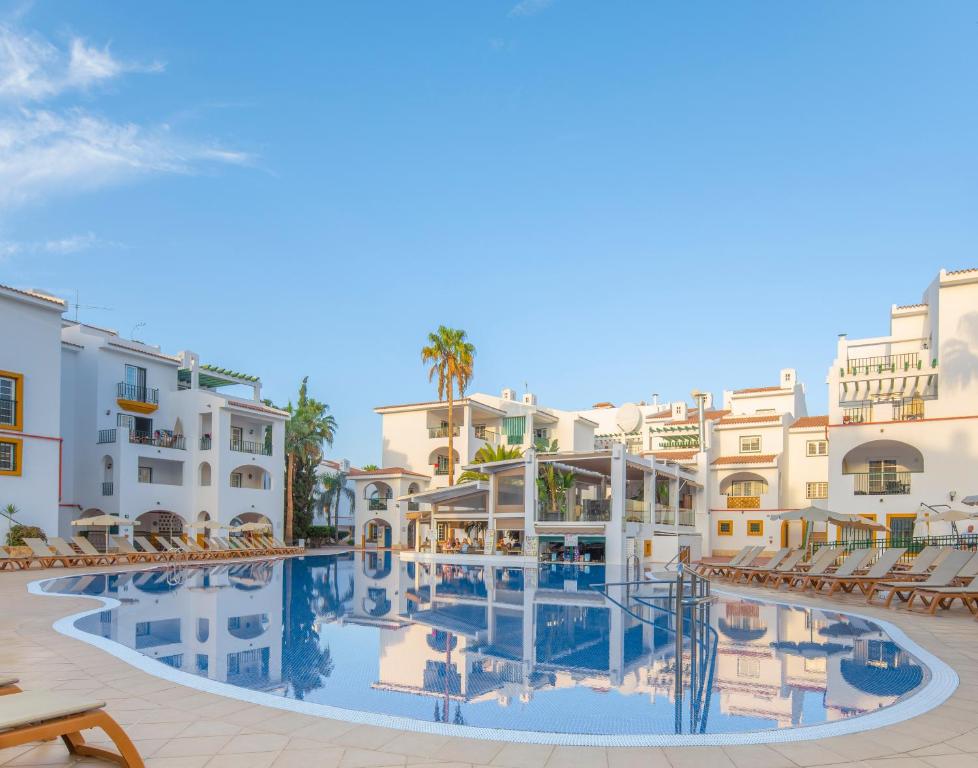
[747,519,764,537]
[0,436,22,476]
[717,519,733,536]
[0,371,24,432]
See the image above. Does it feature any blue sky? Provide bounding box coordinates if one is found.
[2,1,976,465]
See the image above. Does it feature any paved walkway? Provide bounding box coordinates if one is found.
[1,562,977,768]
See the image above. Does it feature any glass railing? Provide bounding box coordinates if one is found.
[230,439,271,456]
[116,382,159,404]
[537,498,610,522]
[427,426,460,438]
[851,471,911,495]
[655,504,674,525]
[130,431,186,450]
[623,499,650,523]
[473,426,499,443]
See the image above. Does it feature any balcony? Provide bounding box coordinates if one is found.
[434,466,451,476]
[726,495,761,510]
[893,398,925,421]
[844,353,922,376]
[368,497,390,512]
[851,471,911,495]
[428,426,460,439]
[200,436,212,450]
[624,499,650,523]
[473,426,500,444]
[97,429,117,444]
[101,481,113,496]
[116,382,159,414]
[230,439,271,456]
[842,405,873,425]
[538,498,610,523]
[131,431,186,450]
[656,506,696,526]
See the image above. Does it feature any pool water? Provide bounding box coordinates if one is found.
[40,553,932,741]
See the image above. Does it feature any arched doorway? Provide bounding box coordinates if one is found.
[198,461,212,486]
[364,481,393,512]
[135,510,185,542]
[363,517,392,548]
[229,464,271,490]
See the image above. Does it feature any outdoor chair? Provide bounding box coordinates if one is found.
[797,548,875,592]
[813,547,908,596]
[0,689,144,768]
[111,536,159,564]
[48,538,103,567]
[866,550,973,607]
[765,546,842,589]
[22,539,64,568]
[905,572,978,614]
[72,537,120,566]
[727,548,792,583]
[737,549,807,585]
[705,546,762,578]
[133,537,175,562]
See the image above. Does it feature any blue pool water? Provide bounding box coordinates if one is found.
[40,553,931,740]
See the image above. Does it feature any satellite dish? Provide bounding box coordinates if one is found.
[616,402,642,433]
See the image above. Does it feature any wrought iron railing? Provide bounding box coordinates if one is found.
[97,428,117,444]
[473,426,499,443]
[813,534,977,564]
[230,439,271,456]
[427,426,459,438]
[407,501,420,511]
[844,352,921,375]
[101,481,114,496]
[851,471,911,495]
[199,436,212,449]
[368,497,390,511]
[130,431,186,450]
[893,398,925,421]
[116,382,159,404]
[678,508,696,527]
[434,466,450,475]
[842,405,873,424]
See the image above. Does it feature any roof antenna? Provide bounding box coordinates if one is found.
[130,322,146,340]
[69,289,112,322]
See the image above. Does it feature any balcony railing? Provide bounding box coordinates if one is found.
[726,495,761,509]
[97,428,117,444]
[368,497,390,511]
[624,499,650,523]
[130,431,186,450]
[408,501,420,512]
[434,466,450,475]
[893,398,925,421]
[101,481,114,496]
[116,382,159,404]
[654,505,674,525]
[0,398,17,427]
[473,426,500,443]
[842,405,873,424]
[538,499,611,522]
[852,471,912,495]
[230,439,272,456]
[200,436,212,450]
[428,426,460,438]
[678,508,696,527]
[844,352,922,375]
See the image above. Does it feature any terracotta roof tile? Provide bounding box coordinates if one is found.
[718,414,783,425]
[791,415,829,429]
[644,450,698,461]
[0,283,66,307]
[712,454,777,465]
[356,466,430,478]
[225,399,290,417]
[733,385,785,395]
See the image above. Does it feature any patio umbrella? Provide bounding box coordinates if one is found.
[71,514,133,553]
[771,506,887,546]
[922,507,977,536]
[961,495,978,507]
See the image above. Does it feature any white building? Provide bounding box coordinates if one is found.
[0,285,67,540]
[827,267,978,543]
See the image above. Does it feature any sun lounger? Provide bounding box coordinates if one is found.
[0,675,20,694]
[169,537,195,556]
[892,545,943,573]
[866,550,973,607]
[766,546,842,589]
[132,537,174,562]
[153,538,184,560]
[906,572,978,614]
[813,547,908,596]
[0,548,33,570]
[0,689,144,768]
[737,549,807,585]
[728,548,795,583]
[705,546,763,577]
[799,548,875,592]
[48,537,102,567]
[22,539,64,568]
[72,537,120,566]
[111,536,159,564]
[181,537,216,560]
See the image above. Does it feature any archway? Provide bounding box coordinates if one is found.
[363,517,392,548]
[229,464,271,490]
[428,448,459,477]
[134,510,185,542]
[842,440,923,499]
[78,507,108,550]
[719,472,769,496]
[198,461,212,487]
[364,481,393,512]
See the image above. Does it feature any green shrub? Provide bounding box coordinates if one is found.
[337,530,350,541]
[6,524,46,547]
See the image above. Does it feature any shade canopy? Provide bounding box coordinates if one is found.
[234,522,271,532]
[772,505,888,531]
[189,521,231,531]
[922,508,977,523]
[71,514,132,527]
[961,495,978,507]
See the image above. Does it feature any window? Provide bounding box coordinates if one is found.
[230,472,242,488]
[717,520,733,536]
[0,372,20,429]
[807,440,828,457]
[436,522,448,541]
[0,438,20,475]
[869,459,897,494]
[739,435,761,453]
[747,520,764,536]
[231,425,243,448]
[196,654,209,674]
[496,473,525,508]
[116,413,135,430]
[737,657,760,678]
[727,479,767,496]
[135,622,151,636]
[806,482,828,499]
[137,466,153,483]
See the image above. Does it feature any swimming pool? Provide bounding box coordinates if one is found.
[35,553,955,746]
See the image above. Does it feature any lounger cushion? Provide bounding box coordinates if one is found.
[0,690,105,731]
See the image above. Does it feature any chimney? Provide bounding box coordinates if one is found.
[501,387,516,401]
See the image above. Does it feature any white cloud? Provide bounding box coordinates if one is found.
[0,107,253,207]
[509,0,555,17]
[0,23,161,101]
[0,231,105,260]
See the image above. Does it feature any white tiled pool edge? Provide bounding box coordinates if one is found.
[28,572,959,748]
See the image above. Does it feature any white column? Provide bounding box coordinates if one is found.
[607,443,626,566]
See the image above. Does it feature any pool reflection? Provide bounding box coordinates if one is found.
[46,554,926,736]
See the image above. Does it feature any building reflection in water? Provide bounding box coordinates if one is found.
[46,554,926,736]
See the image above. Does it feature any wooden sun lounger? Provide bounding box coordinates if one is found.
[737,549,807,585]
[704,546,762,578]
[0,675,21,694]
[153,538,185,560]
[72,537,121,566]
[727,548,793,583]
[48,537,103,567]
[812,548,908,596]
[111,536,160,564]
[765,546,843,588]
[798,548,876,592]
[866,550,973,607]
[22,539,65,568]
[906,573,978,614]
[0,689,144,768]
[132,537,176,562]
[0,548,35,570]
[892,545,943,573]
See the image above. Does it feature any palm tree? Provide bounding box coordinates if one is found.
[284,378,338,544]
[457,443,523,483]
[317,470,355,538]
[537,464,575,516]
[421,326,475,485]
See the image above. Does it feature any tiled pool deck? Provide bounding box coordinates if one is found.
[2,558,977,768]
